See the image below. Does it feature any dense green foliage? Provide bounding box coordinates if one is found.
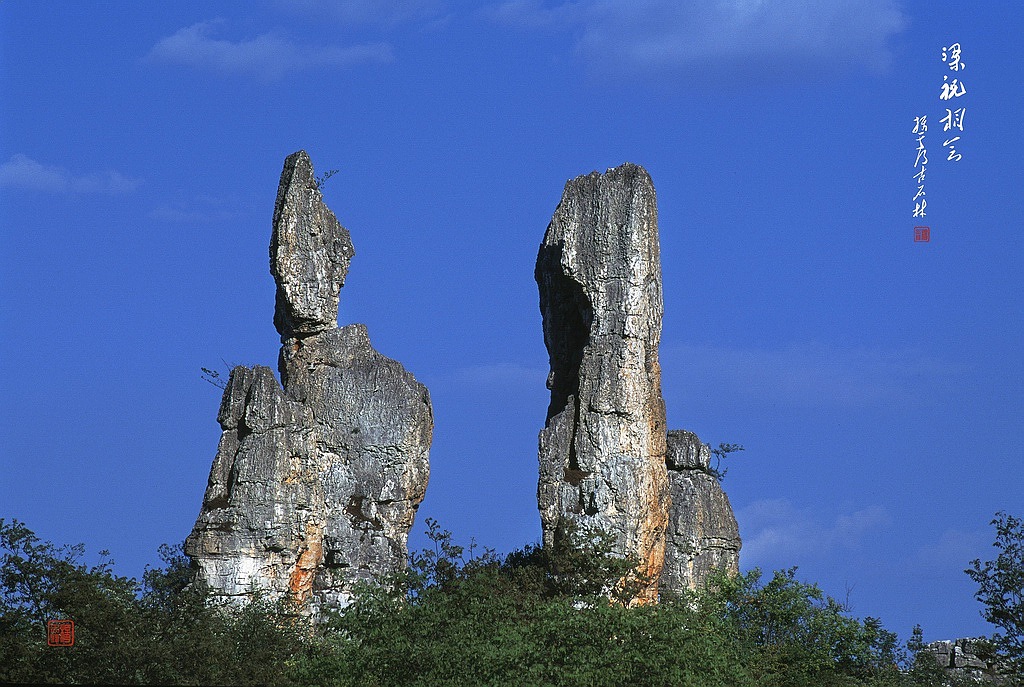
[1,515,1016,686]
[966,511,1024,682]
[0,519,309,685]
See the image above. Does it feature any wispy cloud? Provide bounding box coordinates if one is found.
[432,344,955,410]
[279,0,446,27]
[487,0,907,79]
[909,527,992,574]
[450,362,547,390]
[0,154,141,194]
[149,194,247,224]
[147,20,393,78]
[738,498,891,568]
[485,0,578,28]
[661,342,961,409]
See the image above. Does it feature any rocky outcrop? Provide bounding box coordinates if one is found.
[536,164,742,603]
[185,151,431,617]
[660,430,741,595]
[536,163,670,603]
[922,638,1011,684]
[270,152,354,339]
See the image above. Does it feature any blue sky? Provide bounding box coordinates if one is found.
[2,0,1021,643]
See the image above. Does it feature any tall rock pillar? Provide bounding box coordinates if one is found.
[536,163,670,603]
[185,151,432,617]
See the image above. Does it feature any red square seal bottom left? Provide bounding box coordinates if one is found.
[47,619,74,647]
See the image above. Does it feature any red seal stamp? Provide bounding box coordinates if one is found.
[914,226,930,242]
[47,619,74,647]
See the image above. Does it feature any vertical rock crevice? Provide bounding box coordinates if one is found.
[536,241,593,422]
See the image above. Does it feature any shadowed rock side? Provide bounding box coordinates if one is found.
[660,430,741,596]
[185,151,431,618]
[536,163,670,603]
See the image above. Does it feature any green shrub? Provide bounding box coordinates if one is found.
[966,511,1024,683]
[0,518,309,685]
[3,516,970,686]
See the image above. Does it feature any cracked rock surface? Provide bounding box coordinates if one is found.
[660,430,741,595]
[185,151,431,618]
[922,638,1010,683]
[536,162,670,603]
[271,151,355,339]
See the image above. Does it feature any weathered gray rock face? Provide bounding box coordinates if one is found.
[923,638,1010,684]
[660,430,741,595]
[271,151,355,339]
[186,151,431,616]
[536,163,670,603]
[536,164,743,602]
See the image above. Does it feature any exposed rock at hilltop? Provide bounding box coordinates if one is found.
[536,162,670,603]
[271,152,355,339]
[923,638,1011,684]
[535,163,743,603]
[660,430,741,595]
[185,151,431,617]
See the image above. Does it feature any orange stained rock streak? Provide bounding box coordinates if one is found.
[631,387,670,606]
[633,466,669,605]
[288,522,324,606]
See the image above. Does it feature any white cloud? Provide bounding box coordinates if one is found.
[450,362,547,390]
[147,20,394,78]
[738,498,890,568]
[0,154,141,194]
[485,0,578,28]
[661,342,961,409]
[280,0,445,26]
[910,527,992,572]
[456,360,548,387]
[435,344,957,410]
[488,0,907,79]
[149,194,246,224]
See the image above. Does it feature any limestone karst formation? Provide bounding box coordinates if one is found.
[185,153,736,613]
[922,638,1010,682]
[535,163,740,602]
[661,430,741,593]
[536,163,670,602]
[185,151,432,616]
